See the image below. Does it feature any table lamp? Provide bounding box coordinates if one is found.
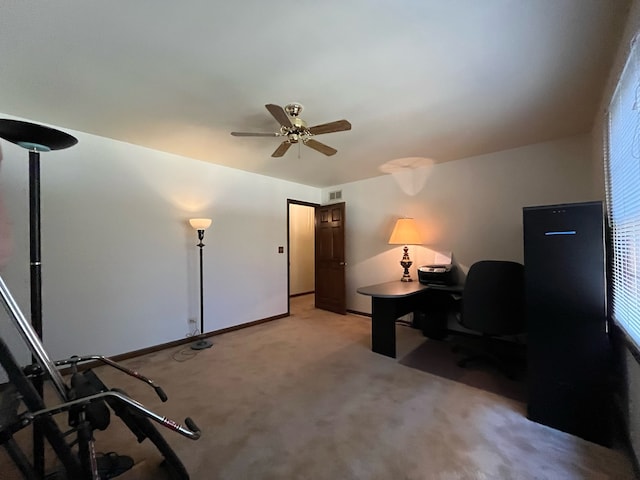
[388,218,422,282]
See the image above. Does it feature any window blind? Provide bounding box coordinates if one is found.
[606,35,640,350]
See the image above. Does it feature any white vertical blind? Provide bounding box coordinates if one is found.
[606,35,640,349]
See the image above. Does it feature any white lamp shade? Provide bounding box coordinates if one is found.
[388,218,422,245]
[189,218,212,230]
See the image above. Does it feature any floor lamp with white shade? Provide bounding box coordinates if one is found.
[189,218,213,350]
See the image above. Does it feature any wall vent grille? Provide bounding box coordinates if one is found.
[329,190,342,200]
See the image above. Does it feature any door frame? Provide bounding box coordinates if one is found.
[287,199,320,315]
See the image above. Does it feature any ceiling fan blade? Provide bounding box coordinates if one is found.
[265,104,293,128]
[308,119,352,136]
[272,141,292,157]
[305,138,337,156]
[231,131,279,137]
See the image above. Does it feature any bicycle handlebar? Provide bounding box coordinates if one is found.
[23,390,201,440]
[54,355,168,402]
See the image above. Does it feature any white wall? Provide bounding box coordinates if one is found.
[326,134,596,314]
[0,114,320,360]
[289,204,315,296]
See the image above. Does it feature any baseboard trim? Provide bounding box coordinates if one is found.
[60,312,289,374]
[347,309,371,318]
[290,291,314,298]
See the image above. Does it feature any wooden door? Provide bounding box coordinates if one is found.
[315,202,346,314]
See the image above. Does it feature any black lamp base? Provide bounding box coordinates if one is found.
[190,338,213,350]
[400,245,413,282]
[400,266,413,282]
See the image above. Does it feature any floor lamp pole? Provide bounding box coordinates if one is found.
[28,149,45,475]
[198,234,206,338]
[0,119,78,478]
[28,150,43,336]
[189,219,212,350]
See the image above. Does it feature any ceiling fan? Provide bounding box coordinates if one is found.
[231,103,351,157]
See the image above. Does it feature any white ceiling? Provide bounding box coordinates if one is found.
[0,1,630,187]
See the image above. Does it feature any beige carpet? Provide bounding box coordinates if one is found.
[399,336,528,403]
[1,295,635,479]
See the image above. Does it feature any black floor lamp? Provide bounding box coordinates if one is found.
[0,118,78,477]
[189,218,213,350]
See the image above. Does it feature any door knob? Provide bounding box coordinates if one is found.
[339,261,347,266]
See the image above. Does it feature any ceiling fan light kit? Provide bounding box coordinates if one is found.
[231,103,351,157]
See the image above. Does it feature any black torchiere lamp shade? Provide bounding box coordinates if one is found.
[0,119,78,151]
[0,118,78,477]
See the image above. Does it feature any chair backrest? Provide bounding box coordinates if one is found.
[460,260,525,336]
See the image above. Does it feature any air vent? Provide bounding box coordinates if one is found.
[329,190,342,201]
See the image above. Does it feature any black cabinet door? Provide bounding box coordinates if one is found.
[523,201,611,446]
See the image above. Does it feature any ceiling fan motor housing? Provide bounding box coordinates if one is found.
[284,103,303,117]
[281,117,308,143]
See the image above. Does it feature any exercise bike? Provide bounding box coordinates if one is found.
[0,275,201,479]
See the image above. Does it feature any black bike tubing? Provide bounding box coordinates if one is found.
[106,389,190,479]
[0,338,83,478]
[133,415,190,480]
[77,417,100,479]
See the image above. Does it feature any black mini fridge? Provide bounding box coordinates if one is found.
[523,201,611,446]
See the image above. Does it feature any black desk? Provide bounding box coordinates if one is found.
[357,281,463,358]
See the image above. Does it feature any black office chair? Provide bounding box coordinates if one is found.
[454,260,526,379]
